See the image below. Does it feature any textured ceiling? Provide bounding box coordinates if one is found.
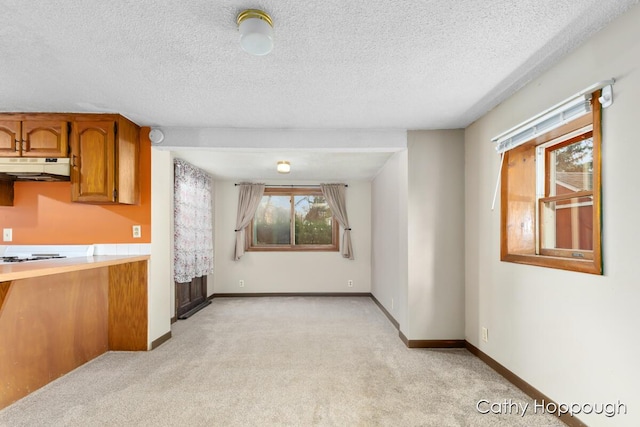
[0,0,637,179]
[172,150,395,182]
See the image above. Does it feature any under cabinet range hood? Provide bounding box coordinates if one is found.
[0,158,70,181]
[0,245,94,264]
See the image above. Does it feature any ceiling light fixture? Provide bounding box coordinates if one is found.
[237,9,274,56]
[277,160,290,174]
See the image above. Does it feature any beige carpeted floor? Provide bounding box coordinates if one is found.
[0,297,565,426]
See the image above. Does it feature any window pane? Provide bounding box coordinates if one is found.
[253,195,291,245]
[540,196,593,250]
[549,136,593,196]
[294,195,333,245]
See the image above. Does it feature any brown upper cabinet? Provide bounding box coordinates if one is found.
[70,115,140,204]
[0,113,140,205]
[0,119,69,158]
[0,178,13,206]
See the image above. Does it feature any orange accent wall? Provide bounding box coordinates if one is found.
[0,129,152,244]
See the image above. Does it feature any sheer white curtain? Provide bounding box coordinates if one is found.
[174,159,214,283]
[234,183,265,261]
[321,183,354,260]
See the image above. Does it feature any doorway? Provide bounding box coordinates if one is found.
[173,159,214,321]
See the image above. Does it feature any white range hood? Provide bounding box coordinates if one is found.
[0,158,70,181]
[1,245,94,263]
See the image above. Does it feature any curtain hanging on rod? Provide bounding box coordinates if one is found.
[321,183,354,260]
[234,183,265,260]
[174,159,214,282]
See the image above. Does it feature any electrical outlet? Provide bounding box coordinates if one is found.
[239,280,245,288]
[132,225,141,238]
[2,228,12,242]
[481,327,489,343]
[347,280,353,288]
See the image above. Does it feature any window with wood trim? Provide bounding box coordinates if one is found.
[247,187,339,252]
[501,92,602,274]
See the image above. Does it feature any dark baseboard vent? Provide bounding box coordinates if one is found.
[150,331,172,350]
[210,292,371,298]
[370,293,400,329]
[177,299,212,320]
[465,342,587,427]
[399,331,466,348]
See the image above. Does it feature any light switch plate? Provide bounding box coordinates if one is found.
[2,228,12,242]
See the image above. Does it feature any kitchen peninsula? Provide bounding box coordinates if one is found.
[0,254,150,409]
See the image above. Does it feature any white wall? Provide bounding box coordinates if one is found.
[149,147,173,346]
[150,151,216,320]
[465,4,640,426]
[371,150,408,328]
[406,130,465,340]
[213,181,371,293]
[157,128,406,152]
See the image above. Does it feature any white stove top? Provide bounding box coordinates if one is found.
[0,245,94,264]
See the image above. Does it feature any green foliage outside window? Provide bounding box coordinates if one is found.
[294,195,332,245]
[252,192,334,248]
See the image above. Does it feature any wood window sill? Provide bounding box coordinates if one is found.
[501,253,602,275]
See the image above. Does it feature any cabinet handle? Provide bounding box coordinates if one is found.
[71,154,78,168]
[15,140,20,152]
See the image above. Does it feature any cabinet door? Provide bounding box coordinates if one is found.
[21,120,69,157]
[0,180,14,206]
[0,120,21,157]
[71,121,116,203]
[115,117,140,205]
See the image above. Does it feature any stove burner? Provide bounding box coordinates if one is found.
[1,255,66,263]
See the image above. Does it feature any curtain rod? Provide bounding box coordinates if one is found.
[491,79,615,143]
[234,184,348,188]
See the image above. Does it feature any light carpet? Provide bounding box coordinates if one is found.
[0,297,566,426]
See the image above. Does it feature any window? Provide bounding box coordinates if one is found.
[539,129,594,258]
[500,91,602,274]
[247,187,339,252]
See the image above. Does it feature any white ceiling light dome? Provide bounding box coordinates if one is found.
[237,9,274,56]
[277,160,290,174]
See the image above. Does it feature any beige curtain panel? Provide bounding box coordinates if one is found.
[321,183,354,260]
[234,183,265,261]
